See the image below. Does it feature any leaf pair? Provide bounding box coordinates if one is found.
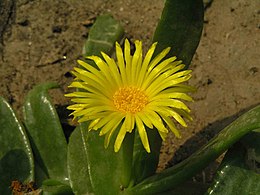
[0,83,71,194]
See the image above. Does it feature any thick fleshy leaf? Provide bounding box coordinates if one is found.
[206,131,260,195]
[83,14,124,58]
[23,83,69,184]
[68,122,133,194]
[67,124,93,195]
[41,179,73,195]
[152,0,204,68]
[67,14,129,194]
[241,129,260,166]
[34,160,49,188]
[127,105,260,194]
[0,97,34,195]
[157,181,209,195]
[132,129,162,184]
[132,0,204,185]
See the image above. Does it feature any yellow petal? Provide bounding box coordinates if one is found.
[93,112,121,130]
[99,114,123,136]
[135,115,150,153]
[131,40,142,84]
[114,123,127,152]
[86,56,117,90]
[147,74,192,97]
[149,99,190,113]
[125,113,135,133]
[124,39,132,84]
[145,109,168,133]
[148,47,171,72]
[101,52,122,87]
[136,111,153,129]
[137,42,157,87]
[104,124,120,148]
[158,106,188,127]
[115,42,127,84]
[150,92,193,102]
[160,114,181,138]
[89,118,101,130]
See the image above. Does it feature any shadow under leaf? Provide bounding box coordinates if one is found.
[0,149,31,194]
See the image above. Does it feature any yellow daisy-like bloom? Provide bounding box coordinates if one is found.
[66,39,195,153]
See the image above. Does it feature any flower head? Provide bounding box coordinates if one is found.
[66,39,195,153]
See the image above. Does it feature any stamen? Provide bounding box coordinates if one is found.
[113,86,148,114]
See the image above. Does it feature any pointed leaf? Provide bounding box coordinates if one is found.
[83,14,124,57]
[131,0,204,184]
[0,97,34,194]
[206,140,260,195]
[67,14,129,194]
[127,105,260,194]
[153,0,204,67]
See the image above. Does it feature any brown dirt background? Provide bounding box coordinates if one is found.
[0,0,259,187]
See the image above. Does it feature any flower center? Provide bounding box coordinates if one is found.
[113,86,148,114]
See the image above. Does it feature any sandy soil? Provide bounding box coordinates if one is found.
[0,0,259,185]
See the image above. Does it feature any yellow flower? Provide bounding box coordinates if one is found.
[66,39,195,153]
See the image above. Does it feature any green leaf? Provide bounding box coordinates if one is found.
[126,105,260,194]
[84,126,130,194]
[42,179,73,195]
[68,122,133,194]
[158,181,209,195]
[152,0,204,68]
[23,83,69,184]
[132,129,162,184]
[83,14,124,58]
[241,129,260,169]
[0,97,34,195]
[206,139,260,195]
[67,14,129,194]
[131,0,204,185]
[67,124,93,195]
[34,160,49,187]
[86,125,133,194]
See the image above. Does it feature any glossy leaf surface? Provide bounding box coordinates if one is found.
[68,14,127,194]
[68,122,130,194]
[206,131,260,195]
[132,0,204,185]
[42,179,73,195]
[83,14,124,58]
[0,97,34,194]
[23,83,69,184]
[132,129,162,184]
[68,115,133,194]
[67,124,93,195]
[153,0,204,67]
[127,105,260,194]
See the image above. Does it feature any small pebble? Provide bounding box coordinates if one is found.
[17,19,29,26]
[52,26,62,33]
